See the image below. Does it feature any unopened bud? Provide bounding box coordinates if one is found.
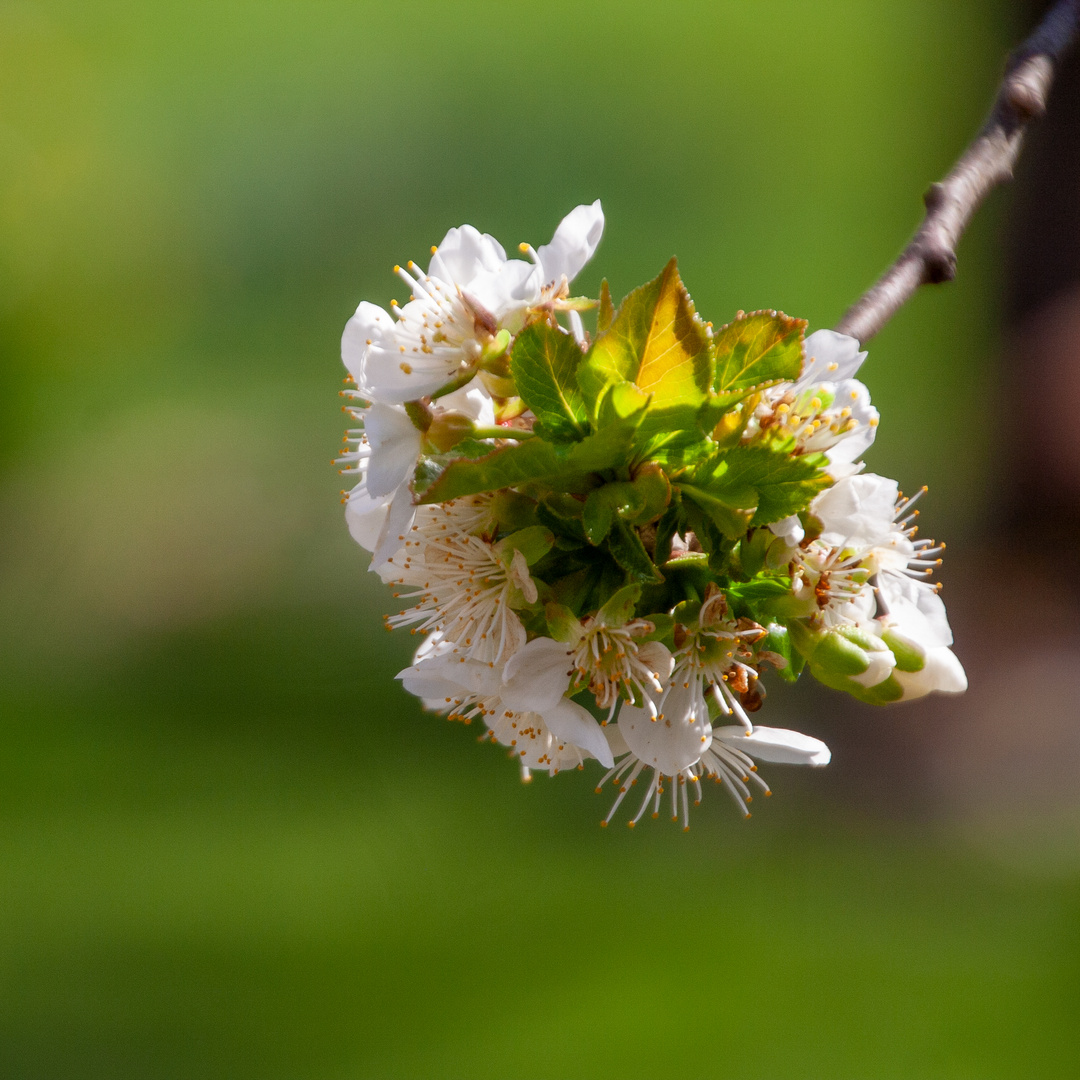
[425,411,474,452]
[807,624,896,693]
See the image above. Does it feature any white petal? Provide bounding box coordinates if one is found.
[636,641,675,682]
[364,404,422,498]
[371,485,416,569]
[437,378,495,424]
[428,224,507,287]
[604,722,630,758]
[396,667,465,702]
[769,515,805,545]
[344,488,390,553]
[619,685,711,775]
[360,341,459,403]
[341,301,394,386]
[536,200,604,285]
[714,725,832,766]
[879,573,953,648]
[893,646,967,699]
[464,260,541,322]
[813,472,899,548]
[543,698,614,768]
[501,637,573,712]
[567,309,586,346]
[800,329,867,385]
[823,380,879,470]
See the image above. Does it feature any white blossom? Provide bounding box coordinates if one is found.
[341,202,604,403]
[748,329,878,478]
[875,574,967,698]
[380,500,537,663]
[501,604,673,723]
[664,587,767,732]
[336,402,423,567]
[397,645,612,777]
[800,473,966,695]
[597,696,830,829]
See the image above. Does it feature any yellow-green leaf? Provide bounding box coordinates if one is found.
[634,258,711,411]
[713,310,806,394]
[578,259,711,421]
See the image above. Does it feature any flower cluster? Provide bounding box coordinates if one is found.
[337,202,966,828]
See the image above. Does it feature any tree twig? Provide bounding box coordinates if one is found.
[835,0,1080,343]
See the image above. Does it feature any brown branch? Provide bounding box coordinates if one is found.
[835,0,1080,343]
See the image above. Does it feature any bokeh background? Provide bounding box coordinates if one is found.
[2,1,1079,1076]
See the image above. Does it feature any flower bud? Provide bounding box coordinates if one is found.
[424,411,475,452]
[793,621,898,700]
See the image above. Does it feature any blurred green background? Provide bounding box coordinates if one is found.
[2,1,1077,1077]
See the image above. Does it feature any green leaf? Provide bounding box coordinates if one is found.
[727,576,808,620]
[685,444,829,527]
[713,310,806,394]
[412,437,500,498]
[582,489,615,545]
[544,602,581,642]
[597,584,642,626]
[652,503,680,566]
[565,410,639,470]
[761,622,803,683]
[578,259,712,428]
[578,275,661,411]
[490,491,538,532]
[606,519,663,584]
[597,279,615,334]
[625,462,670,525]
[509,323,587,442]
[637,613,675,648]
[583,482,646,545]
[419,404,646,504]
[676,482,754,540]
[418,439,564,503]
[736,528,770,578]
[493,525,554,566]
[660,553,713,603]
[646,431,714,473]
[634,259,712,412]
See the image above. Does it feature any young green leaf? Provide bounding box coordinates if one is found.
[509,323,588,441]
[417,439,563,503]
[685,444,830,527]
[652,503,681,566]
[493,525,555,567]
[596,584,643,626]
[676,482,754,540]
[545,602,582,642]
[606,519,664,584]
[634,258,712,411]
[578,273,662,410]
[419,403,648,504]
[577,259,711,428]
[625,462,670,524]
[713,310,806,394]
[582,482,646,545]
[582,488,615,545]
[597,279,615,335]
